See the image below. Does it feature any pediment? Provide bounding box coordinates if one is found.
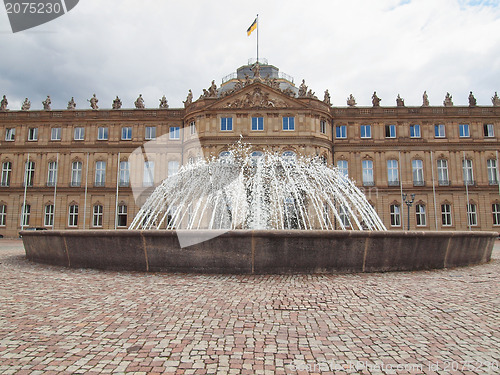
[207,83,307,110]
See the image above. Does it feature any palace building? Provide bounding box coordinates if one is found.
[1,60,500,238]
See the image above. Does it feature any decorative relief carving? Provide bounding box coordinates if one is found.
[223,87,288,109]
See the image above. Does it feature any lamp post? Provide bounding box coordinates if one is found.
[402,193,415,230]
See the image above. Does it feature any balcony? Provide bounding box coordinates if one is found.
[413,180,425,187]
[363,181,375,187]
[464,180,476,187]
[70,181,81,187]
[94,181,106,187]
[388,180,400,187]
[489,180,498,186]
[438,180,450,186]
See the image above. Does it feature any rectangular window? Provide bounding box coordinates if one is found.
[97,127,108,140]
[143,161,155,187]
[168,160,179,177]
[5,128,15,141]
[93,205,103,227]
[121,127,132,140]
[68,205,78,227]
[467,204,477,227]
[360,125,371,139]
[335,125,347,139]
[487,159,498,185]
[251,117,264,131]
[462,159,474,185]
[337,160,348,177]
[441,204,452,226]
[44,204,54,227]
[95,161,106,187]
[437,159,449,186]
[435,124,445,138]
[221,117,233,131]
[28,127,38,141]
[1,162,12,187]
[387,159,399,186]
[119,161,130,187]
[390,205,401,227]
[412,159,424,186]
[0,205,6,226]
[385,124,396,138]
[484,123,494,138]
[51,127,61,141]
[74,127,85,141]
[190,121,196,135]
[71,161,82,187]
[459,124,470,138]
[117,205,127,227]
[410,124,421,138]
[169,126,180,140]
[415,204,426,227]
[24,161,35,187]
[145,126,156,140]
[282,117,295,131]
[320,120,327,134]
[47,161,58,187]
[339,206,351,228]
[21,204,30,227]
[492,203,500,226]
[362,160,374,186]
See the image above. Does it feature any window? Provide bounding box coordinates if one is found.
[282,117,295,131]
[385,124,396,138]
[93,205,103,227]
[71,161,82,187]
[145,126,156,140]
[169,126,180,140]
[218,151,232,162]
[251,151,264,166]
[97,127,108,140]
[143,161,154,187]
[415,204,426,227]
[462,159,474,185]
[74,127,85,141]
[435,124,445,138]
[5,128,15,141]
[68,205,78,227]
[0,205,6,226]
[121,127,132,140]
[282,151,296,166]
[51,127,61,141]
[221,117,233,131]
[1,162,12,187]
[412,159,424,186]
[410,124,421,138]
[467,203,477,226]
[484,123,494,137]
[337,160,348,177]
[117,205,127,227]
[387,159,399,185]
[252,117,264,131]
[28,127,38,141]
[492,203,500,226]
[320,120,327,134]
[24,161,35,187]
[487,159,498,185]
[44,204,54,227]
[21,204,30,227]
[190,121,196,135]
[119,161,130,187]
[339,206,351,227]
[95,161,106,187]
[362,160,374,186]
[335,125,347,139]
[390,204,401,227]
[441,204,452,226]
[459,124,470,138]
[437,159,449,186]
[47,161,58,187]
[360,125,371,139]
[168,160,179,177]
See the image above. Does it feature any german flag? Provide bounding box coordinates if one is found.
[247,18,257,36]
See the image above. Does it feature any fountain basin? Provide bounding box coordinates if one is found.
[21,230,496,274]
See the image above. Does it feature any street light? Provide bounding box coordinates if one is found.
[402,193,415,230]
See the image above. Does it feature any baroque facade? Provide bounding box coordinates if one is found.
[1,61,500,237]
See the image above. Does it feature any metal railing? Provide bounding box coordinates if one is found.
[413,180,425,187]
[388,180,400,186]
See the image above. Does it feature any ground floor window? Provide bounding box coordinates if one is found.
[441,204,452,226]
[93,205,103,227]
[44,204,54,227]
[415,204,426,227]
[493,203,500,226]
[68,205,78,227]
[117,205,127,227]
[467,204,477,227]
[390,204,401,227]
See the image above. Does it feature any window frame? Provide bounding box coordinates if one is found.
[169,126,180,140]
[459,124,470,138]
[410,124,421,138]
[251,117,264,131]
[51,127,61,141]
[221,117,233,131]
[117,205,128,227]
[415,204,426,227]
[143,161,155,187]
[434,124,446,138]
[337,160,348,177]
[335,125,347,139]
[320,120,327,134]
[484,123,494,138]
[282,117,295,131]
[412,159,424,185]
[360,125,372,139]
[1,161,12,187]
[95,161,106,187]
[437,159,449,186]
[44,204,54,227]
[68,204,79,227]
[190,121,196,135]
[492,203,500,226]
[145,126,157,140]
[93,204,103,227]
[462,159,474,185]
[467,203,477,227]
[362,159,374,186]
[387,159,399,185]
[5,128,15,141]
[74,127,85,141]
[21,204,30,227]
[385,124,396,138]
[97,127,108,141]
[0,204,6,226]
[441,204,452,227]
[71,161,83,187]
[390,204,401,227]
[28,127,38,141]
[47,161,58,187]
[121,127,132,140]
[119,161,130,187]
[24,161,35,187]
[487,159,498,185]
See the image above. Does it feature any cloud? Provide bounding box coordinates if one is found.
[0,0,499,109]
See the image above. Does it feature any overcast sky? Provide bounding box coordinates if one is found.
[1,0,499,110]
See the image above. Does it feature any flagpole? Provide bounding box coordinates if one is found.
[256,14,259,64]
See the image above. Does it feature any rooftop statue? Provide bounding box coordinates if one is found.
[396,94,405,107]
[493,92,500,107]
[159,95,169,109]
[21,98,31,111]
[252,63,261,78]
[372,91,381,107]
[298,79,308,97]
[468,91,477,107]
[208,80,218,97]
[347,94,357,107]
[443,92,453,107]
[184,89,193,106]
[112,96,122,109]
[307,89,317,99]
[135,94,145,109]
[42,95,51,111]
[323,89,331,106]
[89,94,99,110]
[67,97,76,110]
[0,95,8,111]
[422,91,429,107]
